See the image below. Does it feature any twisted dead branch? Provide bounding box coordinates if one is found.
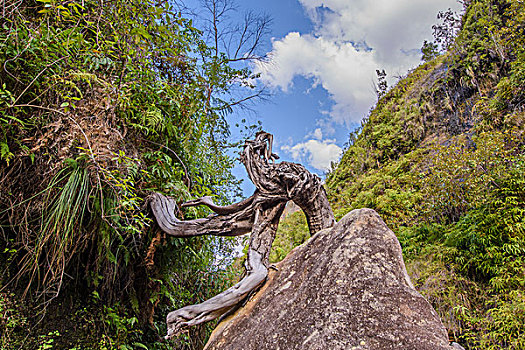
[149,131,335,338]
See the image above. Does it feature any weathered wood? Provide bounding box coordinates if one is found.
[149,131,335,339]
[165,201,286,338]
[149,193,254,238]
[181,193,257,215]
[241,131,336,233]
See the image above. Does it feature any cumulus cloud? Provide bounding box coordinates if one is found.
[258,0,461,125]
[300,0,459,65]
[261,32,377,124]
[309,128,323,140]
[282,139,342,171]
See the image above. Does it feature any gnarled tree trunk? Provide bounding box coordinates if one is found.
[149,131,335,338]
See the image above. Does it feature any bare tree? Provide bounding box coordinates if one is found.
[150,131,336,338]
[171,0,272,115]
[375,69,388,99]
[432,8,462,53]
[185,0,272,62]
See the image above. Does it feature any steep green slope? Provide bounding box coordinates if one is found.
[325,0,525,348]
[0,1,248,349]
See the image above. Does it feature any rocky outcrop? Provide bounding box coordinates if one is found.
[204,209,453,350]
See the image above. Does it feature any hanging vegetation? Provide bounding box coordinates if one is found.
[0,0,261,348]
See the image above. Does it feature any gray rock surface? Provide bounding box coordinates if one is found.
[204,208,452,350]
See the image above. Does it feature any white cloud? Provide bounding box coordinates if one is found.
[309,128,323,140]
[282,139,342,171]
[301,0,461,66]
[260,32,377,124]
[258,0,462,125]
[315,117,337,137]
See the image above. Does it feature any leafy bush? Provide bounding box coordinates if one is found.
[0,0,257,348]
[326,0,525,347]
[270,210,309,263]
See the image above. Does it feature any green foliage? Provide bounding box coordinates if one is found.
[420,132,515,223]
[327,0,525,348]
[0,292,28,348]
[37,331,60,350]
[327,57,444,198]
[0,0,259,348]
[444,153,525,286]
[421,40,439,62]
[270,210,309,263]
[20,159,89,298]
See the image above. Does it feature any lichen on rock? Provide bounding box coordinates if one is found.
[205,209,455,350]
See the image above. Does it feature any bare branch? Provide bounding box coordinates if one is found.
[149,132,335,338]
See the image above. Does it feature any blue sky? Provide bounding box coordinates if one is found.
[184,0,462,195]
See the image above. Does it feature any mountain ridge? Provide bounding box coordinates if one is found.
[322,0,525,347]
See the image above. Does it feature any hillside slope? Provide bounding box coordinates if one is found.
[326,0,524,348]
[0,1,245,348]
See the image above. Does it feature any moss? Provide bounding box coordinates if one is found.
[325,0,525,347]
[0,0,245,348]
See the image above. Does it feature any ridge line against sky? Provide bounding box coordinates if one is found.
[222,0,461,195]
[250,0,461,165]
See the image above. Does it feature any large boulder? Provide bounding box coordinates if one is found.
[204,209,453,350]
